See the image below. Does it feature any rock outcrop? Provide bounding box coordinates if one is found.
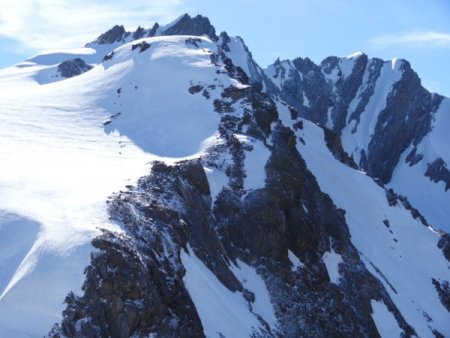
[94,25,128,44]
[57,58,92,78]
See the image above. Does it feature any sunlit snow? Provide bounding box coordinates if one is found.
[0,34,231,336]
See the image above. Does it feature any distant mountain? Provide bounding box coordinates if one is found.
[265,54,450,233]
[0,14,448,338]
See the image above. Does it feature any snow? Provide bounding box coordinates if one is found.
[288,250,305,271]
[155,13,186,34]
[264,60,293,90]
[346,51,364,59]
[275,99,295,125]
[303,91,310,107]
[429,98,450,162]
[181,246,264,338]
[0,50,152,334]
[341,61,403,163]
[0,213,40,295]
[391,58,398,70]
[325,106,334,129]
[345,64,370,124]
[296,120,450,337]
[204,166,228,202]
[26,47,97,65]
[322,248,343,284]
[322,65,340,84]
[0,34,234,336]
[264,64,281,88]
[0,243,92,337]
[100,36,221,157]
[371,300,404,337]
[225,37,251,79]
[230,260,277,329]
[241,137,271,192]
[388,97,450,232]
[339,57,357,79]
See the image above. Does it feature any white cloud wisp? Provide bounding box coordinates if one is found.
[372,31,450,48]
[0,0,183,52]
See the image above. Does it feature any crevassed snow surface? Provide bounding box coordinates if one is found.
[0,35,229,336]
[371,300,404,337]
[181,246,264,338]
[288,117,450,337]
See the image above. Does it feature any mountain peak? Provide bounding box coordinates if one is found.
[94,24,128,44]
[346,51,366,59]
[90,14,217,46]
[162,13,217,40]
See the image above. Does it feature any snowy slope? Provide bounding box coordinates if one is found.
[0,33,237,336]
[265,53,450,236]
[341,60,403,164]
[389,97,450,231]
[182,247,277,337]
[276,101,450,337]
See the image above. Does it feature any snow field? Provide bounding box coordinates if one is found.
[0,34,234,336]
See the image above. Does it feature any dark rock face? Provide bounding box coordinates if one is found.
[366,62,443,183]
[432,278,450,312]
[384,188,430,227]
[266,55,444,184]
[346,58,384,133]
[51,162,207,338]
[327,54,368,132]
[57,58,92,78]
[132,26,145,40]
[291,57,332,126]
[103,52,114,62]
[131,41,151,53]
[438,233,450,261]
[425,157,450,191]
[162,14,217,40]
[147,23,159,37]
[95,25,127,44]
[323,127,358,169]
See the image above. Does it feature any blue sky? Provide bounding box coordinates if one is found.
[0,0,449,95]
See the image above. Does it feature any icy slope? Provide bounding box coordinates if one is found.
[0,33,236,336]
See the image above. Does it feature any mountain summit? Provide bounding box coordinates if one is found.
[91,14,217,45]
[0,14,449,338]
